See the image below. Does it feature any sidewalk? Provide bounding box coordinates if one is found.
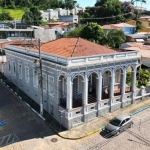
[59,98,150,139]
[0,73,150,140]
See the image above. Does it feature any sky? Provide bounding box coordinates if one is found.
[76,0,150,10]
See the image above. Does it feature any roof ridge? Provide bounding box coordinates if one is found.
[71,37,80,57]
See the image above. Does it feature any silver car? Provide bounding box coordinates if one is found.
[104,114,133,135]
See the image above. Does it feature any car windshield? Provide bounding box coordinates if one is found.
[109,118,121,126]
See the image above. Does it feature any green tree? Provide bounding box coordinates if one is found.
[137,69,150,87]
[22,10,33,25]
[0,11,13,21]
[80,22,104,44]
[22,6,42,26]
[136,21,142,31]
[101,29,126,48]
[65,27,83,37]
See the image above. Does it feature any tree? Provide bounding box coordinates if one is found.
[136,21,142,31]
[137,69,150,87]
[80,22,104,44]
[22,10,33,25]
[65,27,83,37]
[22,7,42,26]
[101,29,126,48]
[0,11,13,21]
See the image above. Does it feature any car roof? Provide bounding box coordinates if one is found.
[115,114,131,121]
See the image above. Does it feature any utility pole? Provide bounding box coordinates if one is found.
[38,39,44,116]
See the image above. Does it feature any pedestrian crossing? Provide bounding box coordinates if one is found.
[0,133,19,147]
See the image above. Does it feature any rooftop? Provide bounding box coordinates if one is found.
[120,42,150,58]
[8,38,118,58]
[112,23,136,27]
[101,25,122,29]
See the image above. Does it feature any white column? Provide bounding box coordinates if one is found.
[97,71,102,102]
[67,75,72,110]
[132,67,137,93]
[83,73,88,105]
[131,67,137,103]
[122,67,126,95]
[97,71,102,114]
[110,68,115,104]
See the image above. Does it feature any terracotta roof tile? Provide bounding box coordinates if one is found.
[9,38,118,58]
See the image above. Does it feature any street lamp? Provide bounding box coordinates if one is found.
[34,39,44,116]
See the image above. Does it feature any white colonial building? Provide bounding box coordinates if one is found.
[2,37,144,129]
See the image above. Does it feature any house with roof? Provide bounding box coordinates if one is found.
[138,16,150,28]
[126,33,148,42]
[2,37,142,129]
[101,25,122,33]
[46,22,76,34]
[112,23,136,35]
[120,42,150,68]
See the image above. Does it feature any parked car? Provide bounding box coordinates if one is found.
[104,114,133,135]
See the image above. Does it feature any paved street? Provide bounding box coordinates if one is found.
[0,81,54,147]
[0,81,150,150]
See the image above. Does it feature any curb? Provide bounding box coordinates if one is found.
[1,78,150,140]
[53,105,150,140]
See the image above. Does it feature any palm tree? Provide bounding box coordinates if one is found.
[141,0,146,12]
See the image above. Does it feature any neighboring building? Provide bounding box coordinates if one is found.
[59,15,78,23]
[126,20,136,26]
[0,22,10,29]
[138,27,150,33]
[133,6,147,13]
[101,25,122,33]
[138,16,150,28]
[2,37,140,129]
[41,7,84,22]
[0,42,7,73]
[40,9,59,21]
[46,22,76,34]
[112,23,136,35]
[126,34,148,42]
[0,29,34,40]
[0,28,56,42]
[120,42,150,67]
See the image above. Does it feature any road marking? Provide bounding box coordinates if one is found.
[0,121,6,127]
[0,133,19,147]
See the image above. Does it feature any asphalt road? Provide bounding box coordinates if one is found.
[0,81,54,147]
[0,80,150,150]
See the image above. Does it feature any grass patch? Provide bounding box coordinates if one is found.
[0,8,24,19]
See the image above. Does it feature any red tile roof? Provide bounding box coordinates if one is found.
[9,38,118,58]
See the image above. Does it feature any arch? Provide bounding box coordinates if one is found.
[115,66,124,73]
[72,74,84,108]
[87,70,99,79]
[58,75,67,109]
[88,72,99,104]
[58,74,67,81]
[71,73,85,82]
[102,68,112,76]
[114,68,124,96]
[102,70,112,100]
[126,65,134,71]
[126,65,134,93]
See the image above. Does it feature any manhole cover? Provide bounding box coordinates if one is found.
[51,138,58,142]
